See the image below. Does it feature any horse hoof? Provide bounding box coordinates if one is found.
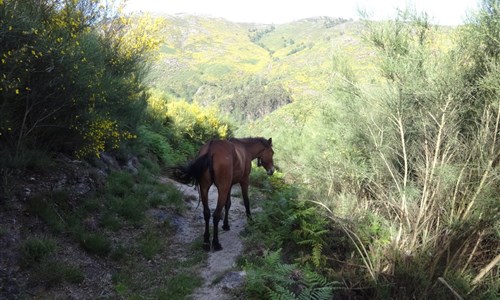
[222,224,230,231]
[202,243,211,251]
[212,243,223,251]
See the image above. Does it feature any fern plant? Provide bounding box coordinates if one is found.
[289,204,330,268]
[245,249,339,300]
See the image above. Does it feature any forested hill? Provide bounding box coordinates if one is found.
[147,15,374,120]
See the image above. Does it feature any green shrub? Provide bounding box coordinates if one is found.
[110,243,128,261]
[106,171,135,197]
[138,226,163,260]
[245,249,337,300]
[36,260,85,286]
[138,158,161,175]
[115,195,146,223]
[28,191,71,233]
[20,237,56,266]
[165,100,230,147]
[0,148,54,171]
[155,273,203,299]
[0,0,159,158]
[147,183,184,208]
[137,125,180,167]
[78,232,111,256]
[101,211,122,231]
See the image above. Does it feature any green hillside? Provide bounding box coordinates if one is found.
[149,15,270,98]
[148,15,378,115]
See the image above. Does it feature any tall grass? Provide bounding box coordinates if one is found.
[310,6,500,297]
[241,3,499,298]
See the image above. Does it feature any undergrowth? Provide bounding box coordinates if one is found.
[245,249,339,300]
[242,170,346,299]
[22,164,203,297]
[20,237,84,286]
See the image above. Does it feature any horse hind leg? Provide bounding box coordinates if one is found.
[200,182,211,251]
[222,189,231,231]
[202,203,211,251]
[212,202,224,251]
[212,185,230,251]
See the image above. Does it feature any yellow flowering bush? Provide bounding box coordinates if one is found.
[140,92,231,163]
[145,91,169,120]
[109,14,165,62]
[75,117,136,158]
[0,0,156,158]
[166,100,229,142]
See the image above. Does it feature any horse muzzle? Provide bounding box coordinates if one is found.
[266,167,275,176]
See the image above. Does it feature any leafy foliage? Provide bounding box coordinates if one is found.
[245,249,337,300]
[238,3,499,299]
[20,237,84,286]
[245,174,330,266]
[36,259,85,286]
[0,0,161,159]
[165,100,229,143]
[26,170,183,259]
[356,6,499,295]
[138,90,232,165]
[155,273,204,299]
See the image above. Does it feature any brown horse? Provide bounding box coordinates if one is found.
[173,137,275,251]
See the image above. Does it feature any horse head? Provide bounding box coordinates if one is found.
[258,138,275,175]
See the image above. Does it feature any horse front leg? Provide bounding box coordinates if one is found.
[222,189,231,231]
[241,181,252,220]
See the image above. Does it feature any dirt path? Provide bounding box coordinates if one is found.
[159,177,248,300]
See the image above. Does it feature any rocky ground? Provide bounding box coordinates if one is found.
[162,177,250,300]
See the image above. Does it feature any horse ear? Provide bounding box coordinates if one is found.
[268,138,272,146]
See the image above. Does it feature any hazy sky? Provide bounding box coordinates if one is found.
[125,0,480,25]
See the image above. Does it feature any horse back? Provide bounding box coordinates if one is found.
[203,140,249,184]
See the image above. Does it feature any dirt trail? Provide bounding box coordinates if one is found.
[160,177,248,300]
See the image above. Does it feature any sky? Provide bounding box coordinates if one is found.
[124,0,480,26]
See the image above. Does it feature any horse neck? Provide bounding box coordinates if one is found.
[246,140,267,159]
[230,138,267,159]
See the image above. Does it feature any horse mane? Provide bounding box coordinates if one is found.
[229,137,271,147]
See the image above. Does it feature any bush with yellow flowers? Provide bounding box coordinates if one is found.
[136,90,231,165]
[0,0,161,159]
[74,117,137,159]
[165,100,229,143]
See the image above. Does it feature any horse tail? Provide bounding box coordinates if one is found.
[171,153,211,186]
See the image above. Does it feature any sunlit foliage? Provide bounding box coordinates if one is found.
[165,100,229,142]
[135,90,231,166]
[238,3,499,298]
